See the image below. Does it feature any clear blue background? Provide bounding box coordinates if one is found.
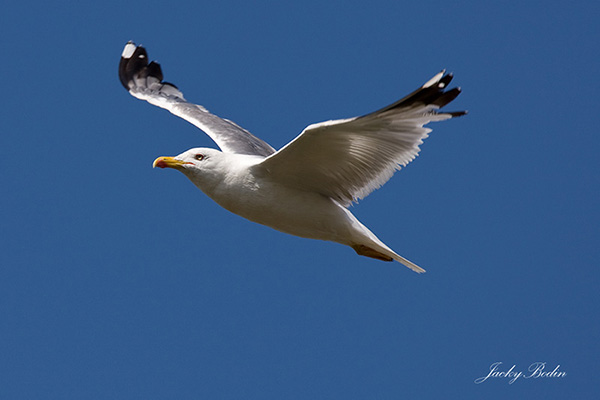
[1,1,598,398]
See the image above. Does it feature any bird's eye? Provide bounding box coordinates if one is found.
[194,154,204,161]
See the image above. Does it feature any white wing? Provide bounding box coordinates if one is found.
[119,42,275,157]
[254,71,465,207]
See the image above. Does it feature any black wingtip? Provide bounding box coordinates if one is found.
[382,72,465,114]
[432,87,461,108]
[448,110,468,117]
[118,41,184,99]
[145,61,163,81]
[119,41,163,89]
[438,72,454,88]
[120,41,158,88]
[119,41,147,89]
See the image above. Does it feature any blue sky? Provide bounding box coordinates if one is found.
[1,0,598,398]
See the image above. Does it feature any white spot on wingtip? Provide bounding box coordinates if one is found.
[422,70,445,88]
[121,43,136,58]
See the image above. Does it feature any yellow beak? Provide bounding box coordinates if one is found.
[152,156,192,169]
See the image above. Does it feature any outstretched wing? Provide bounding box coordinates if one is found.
[254,71,465,207]
[119,41,275,157]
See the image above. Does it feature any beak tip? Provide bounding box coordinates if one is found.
[153,157,166,169]
[152,156,191,170]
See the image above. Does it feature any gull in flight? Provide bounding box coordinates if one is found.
[119,41,465,273]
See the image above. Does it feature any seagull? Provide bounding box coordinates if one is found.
[119,41,465,273]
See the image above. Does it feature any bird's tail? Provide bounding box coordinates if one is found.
[342,207,426,273]
[351,242,425,273]
[390,252,426,273]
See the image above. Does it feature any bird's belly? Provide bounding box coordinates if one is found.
[210,182,353,243]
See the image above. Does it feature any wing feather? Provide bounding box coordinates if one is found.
[254,71,465,206]
[119,42,275,156]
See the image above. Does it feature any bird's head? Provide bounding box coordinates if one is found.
[152,147,226,189]
[153,147,262,196]
[153,147,218,170]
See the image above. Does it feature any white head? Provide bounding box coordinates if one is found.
[153,147,227,193]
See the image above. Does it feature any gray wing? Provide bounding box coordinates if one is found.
[119,41,275,156]
[254,71,466,207]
